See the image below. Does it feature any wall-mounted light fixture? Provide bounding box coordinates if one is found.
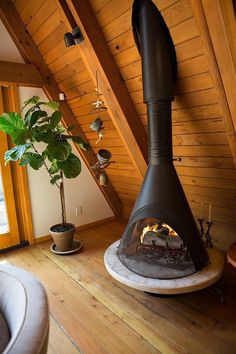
[59,92,66,101]
[64,26,84,47]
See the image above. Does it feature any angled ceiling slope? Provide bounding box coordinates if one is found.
[0,0,122,217]
[1,0,236,250]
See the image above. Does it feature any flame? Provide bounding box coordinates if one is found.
[140,223,177,243]
[162,223,178,237]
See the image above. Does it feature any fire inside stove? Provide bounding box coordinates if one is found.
[139,222,191,264]
[118,218,196,279]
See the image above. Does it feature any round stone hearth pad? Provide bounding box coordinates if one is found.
[104,240,224,294]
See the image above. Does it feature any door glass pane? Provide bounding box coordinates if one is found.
[0,168,9,234]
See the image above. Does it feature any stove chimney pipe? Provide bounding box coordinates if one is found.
[132,0,177,102]
[133,0,177,165]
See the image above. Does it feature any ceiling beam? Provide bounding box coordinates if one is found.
[201,0,236,132]
[0,60,44,86]
[0,0,122,217]
[57,0,148,178]
[190,0,236,166]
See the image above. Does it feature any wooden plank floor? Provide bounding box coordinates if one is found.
[1,220,236,354]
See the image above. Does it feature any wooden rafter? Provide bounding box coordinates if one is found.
[201,0,236,132]
[57,0,148,178]
[0,60,44,86]
[190,0,236,166]
[0,0,122,217]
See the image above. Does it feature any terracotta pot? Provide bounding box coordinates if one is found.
[49,223,75,252]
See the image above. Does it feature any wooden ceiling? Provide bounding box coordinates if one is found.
[1,0,236,249]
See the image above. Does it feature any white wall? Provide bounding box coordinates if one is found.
[0,19,114,238]
[18,87,114,238]
[0,20,24,63]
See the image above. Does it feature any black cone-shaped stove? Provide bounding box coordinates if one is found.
[118,0,208,279]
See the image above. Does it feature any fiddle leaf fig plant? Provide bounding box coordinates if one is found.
[0,96,89,228]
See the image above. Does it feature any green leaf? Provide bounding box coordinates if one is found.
[57,153,81,178]
[47,140,71,161]
[18,151,44,170]
[43,101,59,111]
[37,117,49,124]
[41,150,48,159]
[4,143,31,163]
[71,136,90,150]
[67,124,75,131]
[29,155,44,170]
[37,124,50,133]
[49,111,62,129]
[11,128,32,145]
[0,112,33,144]
[54,124,65,134]
[70,136,82,144]
[29,110,47,128]
[21,96,40,111]
[47,152,55,162]
[0,112,24,134]
[50,174,60,185]
[19,152,34,166]
[34,129,55,143]
[24,106,37,125]
[48,160,59,174]
[19,152,38,166]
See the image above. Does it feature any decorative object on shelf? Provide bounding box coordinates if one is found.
[89,72,107,143]
[90,117,103,131]
[198,201,205,239]
[64,26,84,47]
[89,73,112,186]
[91,71,107,113]
[205,221,213,248]
[97,149,112,164]
[90,117,104,144]
[197,202,213,248]
[91,149,113,177]
[99,171,108,187]
[198,218,205,239]
[0,96,89,254]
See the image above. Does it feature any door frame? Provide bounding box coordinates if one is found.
[0,83,34,248]
[0,86,20,248]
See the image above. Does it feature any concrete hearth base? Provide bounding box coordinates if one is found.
[104,240,224,294]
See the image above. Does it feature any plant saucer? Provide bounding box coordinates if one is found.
[50,239,83,255]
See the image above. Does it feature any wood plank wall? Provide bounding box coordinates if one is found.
[14,0,142,216]
[13,0,236,249]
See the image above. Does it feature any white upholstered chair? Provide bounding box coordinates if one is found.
[0,264,49,354]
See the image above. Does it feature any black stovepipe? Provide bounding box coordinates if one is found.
[132,0,177,102]
[148,101,172,165]
[118,0,208,273]
[133,0,176,166]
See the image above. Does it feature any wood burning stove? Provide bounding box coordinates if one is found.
[117,0,208,279]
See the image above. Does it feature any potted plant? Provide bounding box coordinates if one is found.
[0,96,89,252]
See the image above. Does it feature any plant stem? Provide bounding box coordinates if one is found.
[59,169,67,227]
[32,145,66,227]
[32,145,59,188]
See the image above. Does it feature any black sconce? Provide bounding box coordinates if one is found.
[64,26,84,47]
